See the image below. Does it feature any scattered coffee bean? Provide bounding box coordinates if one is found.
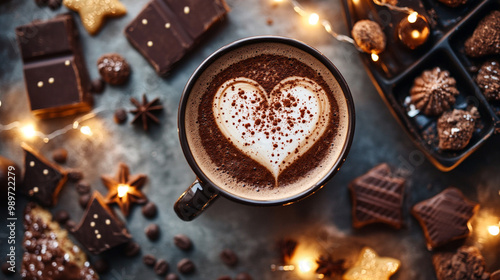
[93,259,109,274]
[54,210,70,224]
[177,258,195,274]
[90,78,105,94]
[235,272,252,280]
[154,259,169,276]
[76,180,91,195]
[34,0,49,6]
[173,234,192,251]
[165,273,179,280]
[114,108,128,124]
[143,254,157,267]
[65,219,76,230]
[52,148,68,164]
[217,276,232,280]
[47,0,61,10]
[79,193,91,209]
[145,224,160,241]
[67,169,84,182]
[1,262,14,276]
[124,241,141,257]
[220,249,238,267]
[142,201,158,218]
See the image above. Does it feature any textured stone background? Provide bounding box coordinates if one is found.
[0,0,499,279]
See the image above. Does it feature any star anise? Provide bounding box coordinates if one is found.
[315,255,346,278]
[130,94,163,131]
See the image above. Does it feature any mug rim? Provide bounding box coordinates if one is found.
[178,36,356,206]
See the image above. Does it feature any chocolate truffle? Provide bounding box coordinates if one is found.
[352,20,386,54]
[437,107,478,151]
[476,60,500,101]
[97,53,131,85]
[465,11,500,57]
[410,67,459,116]
[436,0,466,8]
[432,246,490,280]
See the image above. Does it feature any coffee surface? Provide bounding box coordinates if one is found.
[184,42,349,201]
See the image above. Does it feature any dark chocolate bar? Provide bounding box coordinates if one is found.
[16,14,92,118]
[125,0,229,76]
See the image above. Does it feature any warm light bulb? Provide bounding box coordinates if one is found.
[352,0,360,4]
[117,184,130,198]
[408,12,418,23]
[371,53,379,62]
[273,0,284,2]
[308,13,319,25]
[411,30,420,38]
[488,225,500,236]
[80,126,92,136]
[21,124,36,139]
[297,259,314,273]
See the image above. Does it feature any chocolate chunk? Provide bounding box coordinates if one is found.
[235,272,253,280]
[217,276,232,280]
[432,246,490,280]
[412,187,479,249]
[52,148,68,164]
[436,0,466,7]
[114,108,128,124]
[97,53,131,85]
[21,143,67,207]
[277,238,297,263]
[143,254,157,266]
[154,259,169,276]
[220,249,238,267]
[71,192,132,254]
[351,20,386,54]
[316,255,346,278]
[22,203,99,279]
[79,193,91,208]
[15,14,92,119]
[124,241,141,257]
[67,169,84,182]
[0,156,19,203]
[125,0,230,76]
[410,67,459,116]
[465,11,500,57]
[1,262,14,276]
[93,259,110,274]
[349,163,406,229]
[145,223,160,240]
[76,180,91,194]
[54,209,70,224]
[142,201,158,218]
[166,273,179,280]
[437,108,478,151]
[173,234,193,251]
[476,60,500,101]
[177,258,195,274]
[90,78,105,94]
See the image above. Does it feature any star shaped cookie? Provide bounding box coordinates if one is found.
[63,0,127,35]
[101,163,147,216]
[343,247,400,280]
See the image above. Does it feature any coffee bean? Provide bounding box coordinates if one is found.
[93,259,109,274]
[90,78,105,94]
[65,220,76,230]
[54,210,70,224]
[67,169,84,182]
[173,234,192,251]
[177,258,195,274]
[1,262,14,276]
[217,276,232,280]
[165,273,179,280]
[114,108,128,124]
[143,254,156,266]
[76,180,91,195]
[220,249,238,267]
[235,272,252,280]
[141,202,157,218]
[79,194,91,209]
[52,148,68,164]
[34,0,48,6]
[154,259,169,276]
[145,224,160,241]
[47,0,61,9]
[124,241,141,257]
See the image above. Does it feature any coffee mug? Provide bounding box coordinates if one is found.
[174,36,355,221]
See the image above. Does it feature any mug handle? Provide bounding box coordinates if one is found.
[174,179,219,221]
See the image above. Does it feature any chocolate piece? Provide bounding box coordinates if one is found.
[154,259,169,276]
[93,259,110,274]
[130,94,163,131]
[52,148,68,163]
[21,143,67,207]
[277,238,297,263]
[412,187,479,249]
[432,246,490,280]
[351,20,386,54]
[177,258,195,274]
[124,0,230,76]
[316,255,346,278]
[67,169,84,182]
[71,192,132,254]
[15,14,93,119]
[124,241,141,257]
[173,234,193,251]
[410,67,459,116]
[54,209,70,224]
[217,276,232,280]
[349,163,406,229]
[143,254,157,266]
[142,201,158,218]
[0,155,19,203]
[220,249,238,267]
[145,223,160,241]
[114,108,128,124]
[21,203,99,280]
[235,273,253,280]
[166,273,180,280]
[465,11,500,57]
[97,53,131,85]
[76,180,91,194]
[91,78,105,93]
[1,262,14,276]
[476,60,500,101]
[436,0,466,7]
[437,108,478,151]
[79,193,91,208]
[63,0,127,35]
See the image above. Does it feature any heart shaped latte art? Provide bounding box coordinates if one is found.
[213,76,331,178]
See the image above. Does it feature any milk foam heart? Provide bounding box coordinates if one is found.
[213,76,331,178]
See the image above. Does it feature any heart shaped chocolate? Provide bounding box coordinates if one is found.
[213,77,331,178]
